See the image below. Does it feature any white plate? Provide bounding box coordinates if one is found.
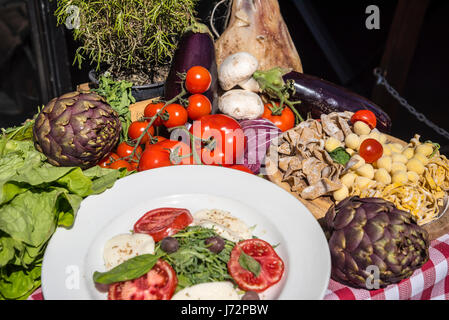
[42,165,331,300]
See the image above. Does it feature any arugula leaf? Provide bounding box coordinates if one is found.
[238,251,261,277]
[93,254,160,285]
[159,226,235,290]
[329,147,351,166]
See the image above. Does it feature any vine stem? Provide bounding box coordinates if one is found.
[168,126,203,165]
[128,88,188,162]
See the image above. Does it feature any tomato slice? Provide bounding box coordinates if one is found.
[108,260,177,300]
[228,239,284,293]
[133,208,193,242]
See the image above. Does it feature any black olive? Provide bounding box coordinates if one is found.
[160,237,179,253]
[204,236,225,253]
[241,291,260,300]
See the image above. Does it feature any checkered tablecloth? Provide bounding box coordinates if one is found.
[29,234,449,301]
[325,234,449,300]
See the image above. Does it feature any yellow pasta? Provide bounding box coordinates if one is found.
[348,149,449,226]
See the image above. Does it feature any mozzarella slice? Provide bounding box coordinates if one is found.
[171,282,240,300]
[193,209,252,242]
[103,233,155,270]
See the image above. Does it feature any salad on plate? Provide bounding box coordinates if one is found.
[92,207,285,300]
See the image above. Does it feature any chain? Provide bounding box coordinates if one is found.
[373,68,449,141]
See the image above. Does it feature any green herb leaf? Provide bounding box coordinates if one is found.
[238,251,261,278]
[93,254,160,285]
[158,226,235,291]
[329,147,351,165]
[425,140,441,159]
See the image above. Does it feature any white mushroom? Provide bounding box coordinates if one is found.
[218,52,259,91]
[218,89,264,120]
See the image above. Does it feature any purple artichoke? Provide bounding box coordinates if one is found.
[33,91,121,168]
[323,196,430,290]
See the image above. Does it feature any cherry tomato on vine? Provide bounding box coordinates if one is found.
[261,103,295,132]
[187,94,212,121]
[351,110,377,129]
[190,114,245,166]
[359,138,384,163]
[138,140,192,171]
[145,136,167,149]
[116,142,142,162]
[185,66,212,94]
[98,152,119,168]
[128,121,154,144]
[109,159,134,172]
[162,104,188,128]
[144,102,165,126]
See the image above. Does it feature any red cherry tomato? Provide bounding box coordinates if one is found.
[116,142,142,162]
[144,136,167,149]
[133,208,193,243]
[128,121,155,144]
[228,239,285,293]
[144,102,165,127]
[98,152,119,168]
[230,165,254,174]
[190,114,246,166]
[261,103,295,132]
[359,138,384,163]
[108,260,177,300]
[138,140,192,171]
[185,66,212,94]
[162,104,188,128]
[187,94,212,121]
[108,159,134,171]
[351,110,377,129]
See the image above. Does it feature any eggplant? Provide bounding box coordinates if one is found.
[284,71,392,133]
[164,22,219,113]
[253,68,392,133]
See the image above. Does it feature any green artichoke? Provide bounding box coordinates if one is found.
[323,196,429,289]
[33,91,121,169]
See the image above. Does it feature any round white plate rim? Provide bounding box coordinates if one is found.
[42,165,331,300]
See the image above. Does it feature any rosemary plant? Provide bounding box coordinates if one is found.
[54,0,198,85]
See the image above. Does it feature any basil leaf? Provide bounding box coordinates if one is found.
[238,251,261,277]
[329,147,351,166]
[93,254,159,285]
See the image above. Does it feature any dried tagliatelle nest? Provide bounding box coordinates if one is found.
[275,112,354,200]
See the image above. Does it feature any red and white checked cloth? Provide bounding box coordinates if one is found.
[28,234,449,300]
[325,234,449,300]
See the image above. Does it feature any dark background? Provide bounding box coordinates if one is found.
[0,0,448,152]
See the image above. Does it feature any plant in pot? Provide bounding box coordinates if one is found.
[54,0,198,101]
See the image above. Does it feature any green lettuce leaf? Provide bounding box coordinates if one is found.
[0,136,125,299]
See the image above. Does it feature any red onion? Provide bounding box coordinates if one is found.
[240,119,281,174]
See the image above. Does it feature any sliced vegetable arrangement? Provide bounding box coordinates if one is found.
[93,207,285,300]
